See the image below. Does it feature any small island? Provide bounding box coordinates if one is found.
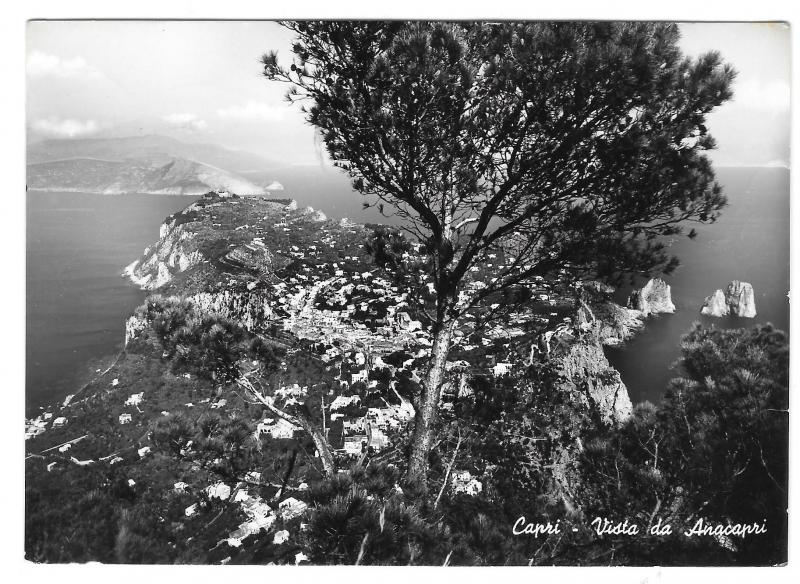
[701,280,757,318]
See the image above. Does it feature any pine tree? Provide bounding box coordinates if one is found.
[264,22,735,485]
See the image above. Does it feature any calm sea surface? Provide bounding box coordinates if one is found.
[606,166,790,403]
[26,193,197,415]
[25,166,789,413]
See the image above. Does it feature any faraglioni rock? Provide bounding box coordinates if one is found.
[700,289,729,317]
[700,280,757,318]
[726,280,757,317]
[627,278,676,317]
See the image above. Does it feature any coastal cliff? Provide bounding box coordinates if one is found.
[557,286,644,423]
[122,191,294,291]
[26,190,659,564]
[555,340,632,423]
[124,288,276,347]
[123,219,204,290]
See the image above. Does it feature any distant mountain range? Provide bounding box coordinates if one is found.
[27,135,286,195]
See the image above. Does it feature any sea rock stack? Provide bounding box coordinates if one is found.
[701,289,729,317]
[700,281,756,318]
[726,280,757,317]
[627,278,676,317]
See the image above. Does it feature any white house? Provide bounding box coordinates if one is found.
[275,384,307,399]
[344,435,366,455]
[492,362,513,377]
[259,418,300,440]
[125,392,144,406]
[330,395,361,411]
[351,370,369,384]
[343,419,365,433]
[278,497,308,520]
[367,426,389,451]
[451,470,483,496]
[206,482,231,500]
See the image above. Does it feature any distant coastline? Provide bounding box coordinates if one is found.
[28,188,204,196]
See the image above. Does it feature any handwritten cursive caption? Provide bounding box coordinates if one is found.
[512,516,768,539]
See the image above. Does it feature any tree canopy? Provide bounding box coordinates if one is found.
[264,22,734,317]
[264,21,735,483]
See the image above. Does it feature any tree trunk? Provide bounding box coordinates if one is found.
[239,377,336,476]
[294,414,337,476]
[407,322,455,486]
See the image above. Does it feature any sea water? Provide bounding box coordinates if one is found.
[26,192,197,415]
[605,166,789,404]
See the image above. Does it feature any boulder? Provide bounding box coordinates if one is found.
[726,280,757,318]
[701,289,729,317]
[627,278,676,317]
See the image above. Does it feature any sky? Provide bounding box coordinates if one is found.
[26,21,790,167]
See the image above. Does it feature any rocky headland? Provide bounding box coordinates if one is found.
[26,190,663,562]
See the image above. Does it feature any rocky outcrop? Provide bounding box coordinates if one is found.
[544,284,640,424]
[124,288,276,347]
[573,281,645,346]
[554,339,632,424]
[124,314,148,346]
[585,301,644,346]
[123,193,295,291]
[220,242,276,274]
[701,280,757,318]
[627,278,676,317]
[189,289,275,332]
[123,219,203,290]
[701,289,728,317]
[726,280,757,317]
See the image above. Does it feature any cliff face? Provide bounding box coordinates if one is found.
[627,278,676,317]
[220,243,276,274]
[189,289,275,332]
[554,340,632,423]
[121,191,370,350]
[549,284,644,424]
[124,289,276,348]
[123,219,204,290]
[122,192,295,291]
[582,299,644,347]
[700,280,757,318]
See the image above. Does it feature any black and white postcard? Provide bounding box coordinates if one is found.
[18,8,793,577]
